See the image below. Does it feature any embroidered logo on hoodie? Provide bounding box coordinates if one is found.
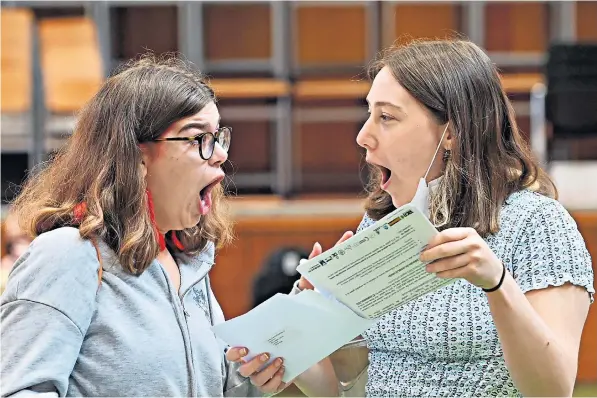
[191,286,210,320]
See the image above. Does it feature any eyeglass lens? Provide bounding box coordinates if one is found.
[200,127,231,159]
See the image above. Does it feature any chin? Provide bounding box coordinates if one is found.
[188,217,202,229]
[391,196,399,208]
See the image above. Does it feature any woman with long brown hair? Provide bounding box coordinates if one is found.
[1,55,265,397]
[228,39,594,397]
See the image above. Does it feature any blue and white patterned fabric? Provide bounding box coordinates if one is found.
[359,189,594,397]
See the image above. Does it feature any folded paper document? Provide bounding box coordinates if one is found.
[212,204,456,382]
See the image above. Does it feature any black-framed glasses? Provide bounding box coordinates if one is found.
[154,126,231,160]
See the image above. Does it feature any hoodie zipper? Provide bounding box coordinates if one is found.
[175,292,197,396]
[177,275,213,396]
[159,264,207,397]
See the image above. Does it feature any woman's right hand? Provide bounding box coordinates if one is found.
[226,347,288,395]
[298,231,354,291]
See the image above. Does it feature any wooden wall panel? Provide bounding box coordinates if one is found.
[1,8,33,113]
[0,222,6,259]
[515,115,531,144]
[204,4,271,60]
[576,1,597,42]
[113,6,178,60]
[392,4,461,45]
[39,17,104,113]
[222,120,271,173]
[299,122,362,173]
[295,5,367,66]
[211,215,362,318]
[485,2,548,53]
[296,118,366,193]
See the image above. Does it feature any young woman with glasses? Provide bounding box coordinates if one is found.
[1,55,265,397]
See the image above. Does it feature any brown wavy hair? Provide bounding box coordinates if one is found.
[11,54,232,274]
[364,39,556,236]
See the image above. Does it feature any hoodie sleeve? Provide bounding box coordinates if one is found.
[1,228,100,397]
[223,360,263,397]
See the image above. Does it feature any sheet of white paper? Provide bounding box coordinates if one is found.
[212,291,374,383]
[297,204,455,320]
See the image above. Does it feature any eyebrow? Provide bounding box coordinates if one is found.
[366,99,406,114]
[178,119,221,135]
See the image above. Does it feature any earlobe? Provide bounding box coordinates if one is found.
[139,145,149,179]
[443,123,454,151]
[140,160,147,179]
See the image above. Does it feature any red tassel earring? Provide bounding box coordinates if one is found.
[171,232,185,250]
[73,202,87,222]
[146,189,166,251]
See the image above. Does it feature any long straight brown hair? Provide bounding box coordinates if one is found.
[11,55,232,274]
[364,39,556,236]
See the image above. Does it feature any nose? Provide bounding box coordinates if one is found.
[209,141,228,167]
[356,117,377,150]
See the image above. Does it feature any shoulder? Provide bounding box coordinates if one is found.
[25,227,101,274]
[2,227,101,330]
[503,189,577,232]
[504,191,594,299]
[505,188,562,209]
[357,213,376,233]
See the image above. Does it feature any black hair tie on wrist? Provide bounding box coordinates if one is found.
[482,263,506,293]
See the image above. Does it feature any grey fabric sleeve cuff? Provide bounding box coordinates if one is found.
[289,279,303,296]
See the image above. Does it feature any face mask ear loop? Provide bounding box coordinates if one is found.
[423,123,450,181]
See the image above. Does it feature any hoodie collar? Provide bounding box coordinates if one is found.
[96,239,215,297]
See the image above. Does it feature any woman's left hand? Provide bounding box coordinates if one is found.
[420,227,504,290]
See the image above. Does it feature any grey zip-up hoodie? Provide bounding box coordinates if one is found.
[1,227,260,397]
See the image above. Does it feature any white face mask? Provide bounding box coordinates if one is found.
[409,123,449,218]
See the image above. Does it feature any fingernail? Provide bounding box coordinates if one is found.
[240,348,248,356]
[275,358,283,366]
[261,353,270,362]
[278,365,285,375]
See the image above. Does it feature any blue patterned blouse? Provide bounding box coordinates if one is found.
[359,190,595,397]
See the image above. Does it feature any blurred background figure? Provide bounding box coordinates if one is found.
[0,213,30,293]
[1,1,596,396]
[252,246,309,308]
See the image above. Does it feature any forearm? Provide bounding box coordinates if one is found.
[293,357,339,397]
[487,273,576,397]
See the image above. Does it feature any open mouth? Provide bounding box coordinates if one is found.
[379,165,392,187]
[198,175,224,216]
[368,161,392,190]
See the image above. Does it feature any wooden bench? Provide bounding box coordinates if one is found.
[210,78,291,100]
[293,79,369,101]
[500,73,544,94]
[293,73,545,101]
[1,8,34,153]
